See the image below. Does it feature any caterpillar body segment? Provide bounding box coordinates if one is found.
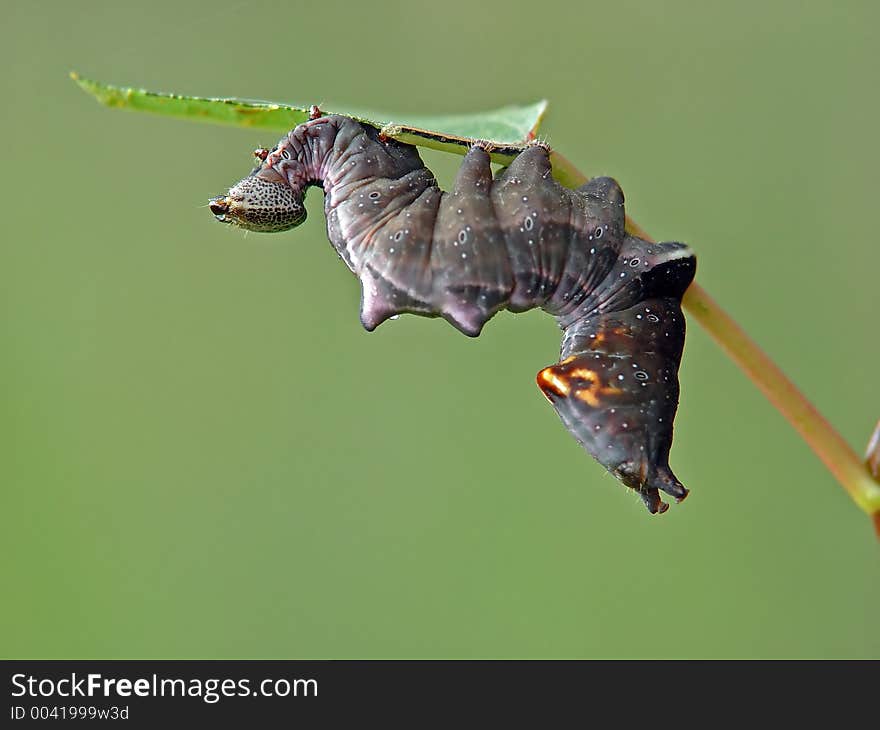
[211,115,696,513]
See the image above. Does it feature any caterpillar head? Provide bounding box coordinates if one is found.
[210,171,306,233]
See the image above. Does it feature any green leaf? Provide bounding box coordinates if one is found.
[71,72,547,165]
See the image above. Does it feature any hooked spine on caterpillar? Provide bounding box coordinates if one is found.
[210,115,697,514]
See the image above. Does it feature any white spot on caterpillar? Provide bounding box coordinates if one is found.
[661,245,695,261]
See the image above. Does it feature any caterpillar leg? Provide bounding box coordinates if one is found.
[537,298,690,513]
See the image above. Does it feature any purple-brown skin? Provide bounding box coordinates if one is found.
[210,115,696,513]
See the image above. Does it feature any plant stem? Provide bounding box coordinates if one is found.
[551,151,880,524]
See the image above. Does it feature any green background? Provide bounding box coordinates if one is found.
[2,0,878,659]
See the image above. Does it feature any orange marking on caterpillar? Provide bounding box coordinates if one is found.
[537,368,570,398]
[568,368,598,382]
[574,389,601,407]
[572,371,623,407]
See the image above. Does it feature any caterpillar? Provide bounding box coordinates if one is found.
[209,114,696,514]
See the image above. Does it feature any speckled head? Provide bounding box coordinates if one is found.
[210,171,306,233]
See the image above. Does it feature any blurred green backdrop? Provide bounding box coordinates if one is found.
[2,0,878,659]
